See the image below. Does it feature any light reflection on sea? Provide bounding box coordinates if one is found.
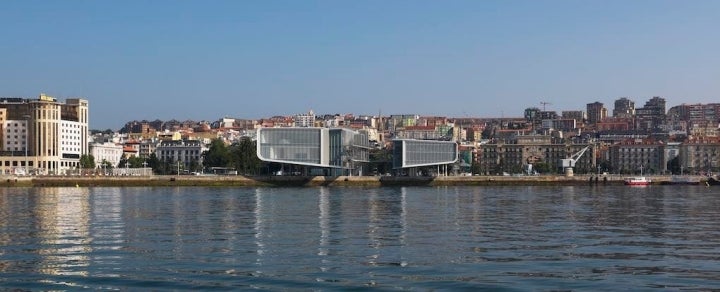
[0,185,719,290]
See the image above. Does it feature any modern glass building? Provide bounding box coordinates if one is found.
[256,127,370,175]
[392,139,458,169]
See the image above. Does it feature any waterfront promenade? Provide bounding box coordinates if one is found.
[0,174,707,187]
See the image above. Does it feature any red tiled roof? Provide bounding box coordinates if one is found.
[404,126,435,131]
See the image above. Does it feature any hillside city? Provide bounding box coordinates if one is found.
[1,94,719,177]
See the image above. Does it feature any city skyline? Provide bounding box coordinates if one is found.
[6,93,716,131]
[2,1,720,130]
[83,95,720,131]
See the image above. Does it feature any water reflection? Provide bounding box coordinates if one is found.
[254,187,266,274]
[1,186,720,290]
[89,187,124,278]
[366,187,406,269]
[318,187,329,262]
[34,187,91,277]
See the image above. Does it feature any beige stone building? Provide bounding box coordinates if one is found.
[0,94,89,175]
[477,135,596,175]
[607,138,664,175]
[679,136,720,174]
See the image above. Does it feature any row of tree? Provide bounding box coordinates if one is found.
[78,138,262,175]
[203,138,262,175]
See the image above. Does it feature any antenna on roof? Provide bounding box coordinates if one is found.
[540,101,552,111]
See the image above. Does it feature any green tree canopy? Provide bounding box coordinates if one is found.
[229,137,261,175]
[368,148,392,175]
[203,139,231,168]
[532,162,551,174]
[128,156,146,168]
[100,159,113,169]
[147,153,161,172]
[79,154,95,169]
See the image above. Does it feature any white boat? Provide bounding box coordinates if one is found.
[624,176,651,186]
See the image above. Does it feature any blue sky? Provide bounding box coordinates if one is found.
[2,0,719,130]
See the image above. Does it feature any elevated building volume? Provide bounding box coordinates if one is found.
[392,139,458,169]
[0,94,89,175]
[256,127,371,176]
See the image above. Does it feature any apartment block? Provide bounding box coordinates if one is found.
[635,96,666,131]
[294,110,315,127]
[679,136,720,174]
[613,97,635,118]
[586,102,607,125]
[608,138,664,174]
[156,140,207,171]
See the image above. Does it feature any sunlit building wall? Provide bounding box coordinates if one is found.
[392,139,458,169]
[89,142,123,168]
[0,94,89,175]
[256,127,370,175]
[156,139,207,170]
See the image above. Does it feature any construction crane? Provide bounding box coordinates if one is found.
[540,101,552,111]
[560,145,591,177]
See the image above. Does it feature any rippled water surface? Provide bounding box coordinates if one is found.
[1,186,720,290]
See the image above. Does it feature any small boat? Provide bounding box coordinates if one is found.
[624,176,651,186]
[664,175,700,185]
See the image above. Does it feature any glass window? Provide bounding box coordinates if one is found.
[259,128,322,164]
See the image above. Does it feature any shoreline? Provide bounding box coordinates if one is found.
[0,174,708,187]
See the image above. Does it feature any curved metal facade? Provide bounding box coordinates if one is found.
[392,139,458,169]
[256,127,369,169]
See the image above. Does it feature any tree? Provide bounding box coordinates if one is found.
[599,160,613,174]
[99,159,113,174]
[80,154,96,169]
[368,148,392,175]
[471,159,482,175]
[229,137,261,175]
[118,154,128,168]
[147,153,161,173]
[188,159,201,173]
[667,156,681,174]
[533,162,551,174]
[203,139,231,169]
[160,158,175,175]
[118,155,145,169]
[100,159,113,169]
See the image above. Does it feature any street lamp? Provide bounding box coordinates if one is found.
[142,159,148,176]
[23,114,30,175]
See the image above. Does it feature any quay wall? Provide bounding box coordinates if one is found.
[0,174,704,187]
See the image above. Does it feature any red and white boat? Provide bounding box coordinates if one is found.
[624,176,651,186]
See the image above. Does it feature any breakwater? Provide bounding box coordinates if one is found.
[0,174,701,187]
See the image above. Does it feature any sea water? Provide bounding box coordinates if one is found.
[1,185,720,290]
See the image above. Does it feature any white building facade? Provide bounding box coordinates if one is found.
[156,140,207,172]
[89,142,123,168]
[3,119,28,152]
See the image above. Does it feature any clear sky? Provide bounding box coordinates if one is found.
[2,0,719,130]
